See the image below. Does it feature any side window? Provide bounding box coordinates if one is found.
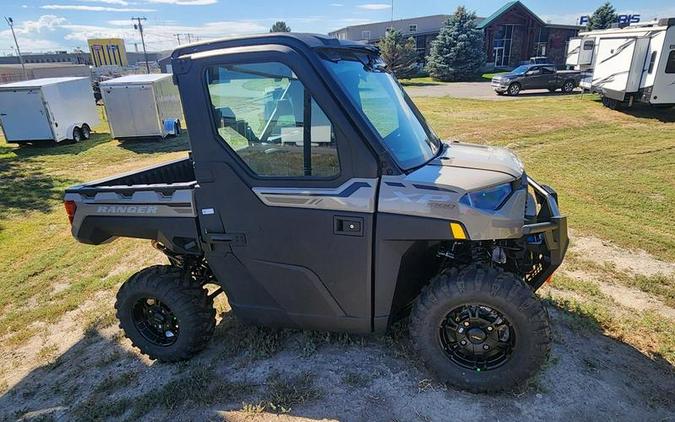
[648,51,657,74]
[528,66,540,74]
[206,62,339,178]
[666,50,675,74]
[542,66,555,74]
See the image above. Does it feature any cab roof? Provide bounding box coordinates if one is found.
[171,32,377,60]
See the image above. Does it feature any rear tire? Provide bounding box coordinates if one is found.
[72,127,83,142]
[409,265,551,393]
[115,265,216,361]
[602,96,619,110]
[81,124,91,139]
[561,80,575,93]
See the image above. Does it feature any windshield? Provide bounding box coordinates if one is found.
[322,53,440,170]
[511,65,530,75]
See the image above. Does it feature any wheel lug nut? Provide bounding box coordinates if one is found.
[460,340,466,345]
[487,326,493,332]
[463,321,470,326]
[483,345,489,350]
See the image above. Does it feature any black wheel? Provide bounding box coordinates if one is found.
[602,96,619,110]
[72,127,83,142]
[409,265,551,393]
[81,124,91,139]
[174,120,181,136]
[507,83,521,96]
[561,80,575,93]
[115,265,215,361]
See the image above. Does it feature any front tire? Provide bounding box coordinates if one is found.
[81,124,91,139]
[115,265,215,361]
[409,265,551,393]
[507,83,521,96]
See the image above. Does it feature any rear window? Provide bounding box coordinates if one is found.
[666,50,675,74]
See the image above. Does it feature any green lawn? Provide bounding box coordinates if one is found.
[0,95,673,350]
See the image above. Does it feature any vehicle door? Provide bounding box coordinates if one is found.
[174,47,379,333]
[540,66,558,89]
[522,66,542,89]
[0,89,53,140]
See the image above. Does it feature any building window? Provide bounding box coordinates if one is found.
[536,42,547,56]
[361,30,371,40]
[493,24,514,67]
[409,24,417,33]
[583,40,594,50]
[666,50,675,74]
[206,62,340,178]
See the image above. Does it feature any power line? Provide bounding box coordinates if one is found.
[4,17,27,79]
[132,17,149,74]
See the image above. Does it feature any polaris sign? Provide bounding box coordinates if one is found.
[579,14,641,26]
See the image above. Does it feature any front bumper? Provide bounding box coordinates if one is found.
[491,81,509,92]
[522,177,569,289]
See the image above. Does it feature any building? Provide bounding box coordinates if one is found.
[328,1,582,67]
[87,38,128,67]
[0,63,91,84]
[0,52,91,66]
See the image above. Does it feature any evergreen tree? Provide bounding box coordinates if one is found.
[588,2,618,30]
[426,6,485,82]
[379,28,419,79]
[270,21,291,32]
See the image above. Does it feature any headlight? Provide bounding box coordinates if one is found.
[459,183,512,210]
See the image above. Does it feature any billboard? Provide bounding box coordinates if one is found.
[87,38,128,67]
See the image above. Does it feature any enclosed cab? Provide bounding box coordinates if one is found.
[65,33,568,393]
[0,77,98,143]
[100,74,183,140]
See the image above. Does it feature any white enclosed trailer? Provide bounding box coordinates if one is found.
[0,77,99,143]
[100,74,183,140]
[566,18,675,108]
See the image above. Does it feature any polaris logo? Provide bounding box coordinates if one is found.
[96,205,158,214]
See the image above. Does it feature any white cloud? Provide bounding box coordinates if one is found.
[17,15,67,34]
[357,3,391,10]
[145,0,218,5]
[41,5,157,12]
[77,0,130,5]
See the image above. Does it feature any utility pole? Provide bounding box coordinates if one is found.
[4,17,27,79]
[132,17,149,74]
[175,33,181,46]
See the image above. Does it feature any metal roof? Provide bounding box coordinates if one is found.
[100,73,172,85]
[0,76,88,89]
[477,1,545,29]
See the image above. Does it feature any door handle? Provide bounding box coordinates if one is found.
[334,216,364,237]
[204,232,246,246]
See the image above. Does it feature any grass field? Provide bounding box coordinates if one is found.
[0,93,673,420]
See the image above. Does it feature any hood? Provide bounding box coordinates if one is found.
[431,142,524,178]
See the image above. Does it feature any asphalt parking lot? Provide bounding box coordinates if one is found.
[404,81,583,100]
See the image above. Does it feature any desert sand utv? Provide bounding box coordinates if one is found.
[64,34,568,393]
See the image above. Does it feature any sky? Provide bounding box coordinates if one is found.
[1,0,674,54]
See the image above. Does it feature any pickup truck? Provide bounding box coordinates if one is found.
[65,33,568,393]
[491,64,582,95]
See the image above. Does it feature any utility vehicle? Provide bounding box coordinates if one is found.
[65,33,568,393]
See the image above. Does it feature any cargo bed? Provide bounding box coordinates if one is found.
[64,157,200,254]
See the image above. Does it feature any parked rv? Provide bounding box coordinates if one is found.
[566,18,675,109]
[100,74,183,140]
[0,77,98,143]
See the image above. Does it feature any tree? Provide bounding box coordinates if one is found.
[588,2,618,30]
[379,28,419,79]
[426,6,485,82]
[270,21,291,33]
